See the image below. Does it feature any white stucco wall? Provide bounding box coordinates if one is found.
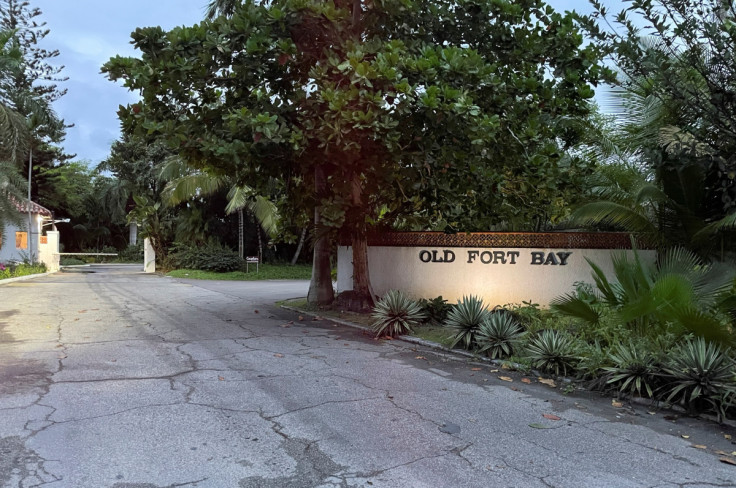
[38,231,60,272]
[337,245,657,307]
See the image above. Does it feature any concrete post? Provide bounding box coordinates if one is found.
[39,231,60,272]
[144,238,156,273]
[129,222,138,246]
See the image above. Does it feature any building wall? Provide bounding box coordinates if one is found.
[0,218,34,263]
[337,234,656,307]
[1,214,59,270]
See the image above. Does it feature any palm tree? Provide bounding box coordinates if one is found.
[568,37,736,257]
[0,30,29,241]
[0,29,58,246]
[204,0,244,20]
[159,157,279,260]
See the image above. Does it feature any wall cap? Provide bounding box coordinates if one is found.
[357,232,652,249]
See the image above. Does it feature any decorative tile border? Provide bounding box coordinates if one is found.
[363,232,651,249]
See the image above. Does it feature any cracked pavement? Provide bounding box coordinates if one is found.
[1,264,736,487]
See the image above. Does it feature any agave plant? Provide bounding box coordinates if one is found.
[604,341,660,398]
[371,290,426,338]
[662,337,736,420]
[476,312,525,359]
[444,295,490,350]
[525,330,579,377]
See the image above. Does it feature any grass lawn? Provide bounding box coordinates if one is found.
[168,264,312,281]
[411,325,454,347]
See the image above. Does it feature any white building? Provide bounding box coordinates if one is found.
[0,199,60,271]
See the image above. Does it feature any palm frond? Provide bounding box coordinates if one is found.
[162,171,227,206]
[570,201,660,237]
[551,293,601,325]
[692,212,736,243]
[226,186,280,237]
[0,103,29,161]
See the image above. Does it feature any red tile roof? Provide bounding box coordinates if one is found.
[11,198,52,217]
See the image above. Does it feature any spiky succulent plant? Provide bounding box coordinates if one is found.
[476,312,525,359]
[444,295,490,350]
[371,290,426,338]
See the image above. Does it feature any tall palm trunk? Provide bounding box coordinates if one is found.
[291,226,307,265]
[257,217,263,262]
[238,208,244,259]
[27,147,33,263]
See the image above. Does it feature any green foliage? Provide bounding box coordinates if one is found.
[576,341,613,384]
[103,0,610,301]
[444,295,490,350]
[169,242,243,272]
[417,296,453,326]
[371,290,426,338]
[0,261,46,279]
[663,337,736,420]
[604,341,660,399]
[576,0,736,260]
[552,247,736,345]
[476,312,525,360]
[59,257,85,266]
[525,330,579,377]
[116,244,144,263]
[167,263,312,281]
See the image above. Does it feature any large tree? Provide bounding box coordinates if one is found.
[0,27,58,247]
[104,0,608,306]
[0,0,67,104]
[581,0,736,227]
[0,0,73,242]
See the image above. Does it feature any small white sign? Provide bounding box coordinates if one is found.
[246,256,259,263]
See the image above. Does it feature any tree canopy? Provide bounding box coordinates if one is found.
[104,0,609,304]
[581,0,736,222]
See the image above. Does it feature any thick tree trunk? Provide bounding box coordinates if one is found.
[349,229,375,308]
[291,226,307,265]
[346,170,376,310]
[307,165,335,306]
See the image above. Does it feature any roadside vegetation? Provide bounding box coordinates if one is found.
[363,245,736,422]
[168,263,312,281]
[0,262,46,280]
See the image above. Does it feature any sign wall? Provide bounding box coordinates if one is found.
[337,235,655,307]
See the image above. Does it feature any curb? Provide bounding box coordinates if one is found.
[279,301,736,427]
[0,271,56,286]
[278,303,536,371]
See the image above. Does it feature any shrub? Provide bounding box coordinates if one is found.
[60,258,86,266]
[662,337,736,420]
[604,341,661,399]
[476,312,525,359]
[117,244,144,263]
[169,242,243,272]
[418,296,453,326]
[525,330,579,377]
[444,295,490,350]
[371,290,426,338]
[576,341,613,387]
[0,262,46,279]
[552,247,736,344]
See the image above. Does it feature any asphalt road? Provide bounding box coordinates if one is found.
[2,264,736,488]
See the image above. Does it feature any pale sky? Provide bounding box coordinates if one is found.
[31,0,619,166]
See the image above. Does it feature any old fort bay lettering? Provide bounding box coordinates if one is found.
[418,250,573,266]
